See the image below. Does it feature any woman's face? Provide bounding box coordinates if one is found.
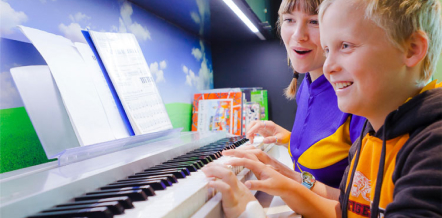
[280,9,325,74]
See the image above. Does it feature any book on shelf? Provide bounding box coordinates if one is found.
[192,90,243,136]
[251,90,268,120]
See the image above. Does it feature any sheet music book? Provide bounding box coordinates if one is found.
[88,30,173,135]
[18,26,117,146]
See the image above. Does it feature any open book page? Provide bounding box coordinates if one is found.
[18,26,116,146]
[10,66,79,157]
[75,42,130,139]
[88,31,172,135]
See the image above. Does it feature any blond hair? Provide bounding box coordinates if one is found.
[277,0,323,100]
[319,0,442,83]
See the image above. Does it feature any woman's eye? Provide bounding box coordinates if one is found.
[284,18,293,23]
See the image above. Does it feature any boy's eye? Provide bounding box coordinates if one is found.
[341,43,350,49]
[309,19,318,25]
[284,18,294,23]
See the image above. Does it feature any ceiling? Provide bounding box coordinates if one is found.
[129,0,281,44]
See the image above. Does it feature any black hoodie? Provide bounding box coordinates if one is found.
[339,81,442,218]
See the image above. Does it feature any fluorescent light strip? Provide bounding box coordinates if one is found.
[223,0,265,40]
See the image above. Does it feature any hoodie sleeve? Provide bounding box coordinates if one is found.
[386,121,442,217]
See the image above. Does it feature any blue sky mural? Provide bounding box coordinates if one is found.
[0,0,213,109]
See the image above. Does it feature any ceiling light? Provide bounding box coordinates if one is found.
[222,0,265,40]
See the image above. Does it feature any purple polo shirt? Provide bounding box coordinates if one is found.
[289,73,365,188]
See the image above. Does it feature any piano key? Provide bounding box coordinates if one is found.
[163,160,204,168]
[170,156,212,164]
[144,167,190,175]
[76,190,148,202]
[28,207,113,218]
[114,177,172,187]
[132,170,186,179]
[150,163,199,171]
[91,185,155,196]
[125,174,177,183]
[63,196,134,209]
[102,180,166,191]
[42,201,124,215]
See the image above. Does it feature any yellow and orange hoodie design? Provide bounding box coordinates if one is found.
[339,81,442,218]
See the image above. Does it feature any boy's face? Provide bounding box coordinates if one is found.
[320,0,406,119]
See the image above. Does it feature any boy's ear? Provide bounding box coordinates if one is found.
[404,30,428,68]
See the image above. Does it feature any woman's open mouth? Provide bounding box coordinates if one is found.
[294,49,312,55]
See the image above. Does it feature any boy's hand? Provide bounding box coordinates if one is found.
[202,163,257,218]
[223,146,302,183]
[225,158,295,197]
[246,120,291,146]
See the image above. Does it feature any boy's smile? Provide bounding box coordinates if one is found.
[319,0,420,130]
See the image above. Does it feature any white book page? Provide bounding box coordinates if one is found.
[88,31,172,135]
[75,42,130,139]
[10,66,80,157]
[18,26,115,146]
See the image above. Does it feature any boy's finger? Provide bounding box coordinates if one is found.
[244,180,266,192]
[225,158,265,175]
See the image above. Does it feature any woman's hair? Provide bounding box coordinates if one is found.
[278,0,323,100]
[319,0,442,85]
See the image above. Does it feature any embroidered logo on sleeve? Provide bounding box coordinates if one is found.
[351,171,371,202]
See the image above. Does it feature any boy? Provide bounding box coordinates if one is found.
[319,0,442,217]
[203,0,441,217]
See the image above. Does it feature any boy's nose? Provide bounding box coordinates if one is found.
[323,54,341,76]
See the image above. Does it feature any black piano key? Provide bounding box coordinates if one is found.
[43,201,124,215]
[144,167,190,176]
[114,177,172,187]
[102,180,166,190]
[91,185,155,196]
[76,190,148,202]
[164,160,204,168]
[171,156,211,164]
[68,196,134,209]
[126,174,177,183]
[150,163,198,172]
[28,207,113,218]
[132,170,186,179]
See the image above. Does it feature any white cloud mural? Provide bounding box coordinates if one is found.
[59,22,87,43]
[149,60,167,83]
[185,39,213,90]
[118,2,151,41]
[0,0,28,36]
[191,48,202,61]
[69,12,90,23]
[0,71,23,109]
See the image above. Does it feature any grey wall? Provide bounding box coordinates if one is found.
[212,39,304,131]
